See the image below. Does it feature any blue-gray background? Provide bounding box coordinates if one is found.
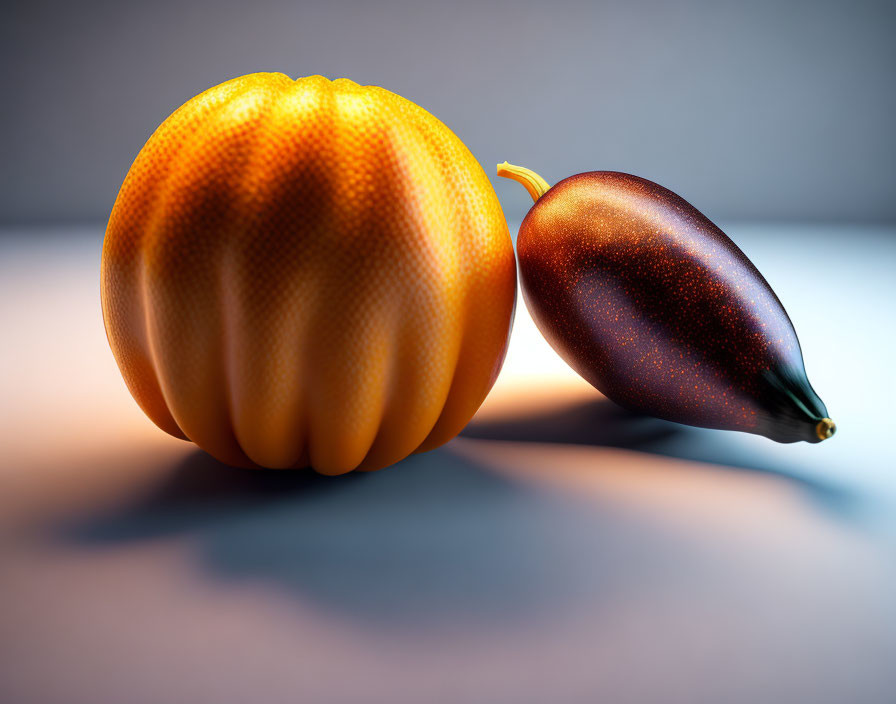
[3,4,896,702]
[1,0,894,226]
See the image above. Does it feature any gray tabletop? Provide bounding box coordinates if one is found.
[1,223,894,704]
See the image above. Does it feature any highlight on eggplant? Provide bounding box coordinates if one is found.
[498,161,835,444]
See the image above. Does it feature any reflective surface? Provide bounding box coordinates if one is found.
[1,224,895,704]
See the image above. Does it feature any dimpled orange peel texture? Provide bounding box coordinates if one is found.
[101,73,516,474]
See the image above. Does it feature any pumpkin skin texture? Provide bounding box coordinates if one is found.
[498,163,834,444]
[101,73,516,474]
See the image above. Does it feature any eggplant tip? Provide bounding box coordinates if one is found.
[816,418,836,441]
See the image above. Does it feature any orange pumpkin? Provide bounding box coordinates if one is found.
[101,73,516,474]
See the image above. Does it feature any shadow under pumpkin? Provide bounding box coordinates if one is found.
[53,397,855,628]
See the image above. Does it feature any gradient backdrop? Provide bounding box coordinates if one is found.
[2,0,895,227]
[2,3,896,704]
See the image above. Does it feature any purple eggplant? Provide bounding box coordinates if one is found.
[499,162,835,443]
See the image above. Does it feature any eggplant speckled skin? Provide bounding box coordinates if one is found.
[517,171,831,443]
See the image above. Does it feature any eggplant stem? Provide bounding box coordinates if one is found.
[497,162,551,202]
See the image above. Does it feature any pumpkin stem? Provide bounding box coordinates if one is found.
[497,162,551,202]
